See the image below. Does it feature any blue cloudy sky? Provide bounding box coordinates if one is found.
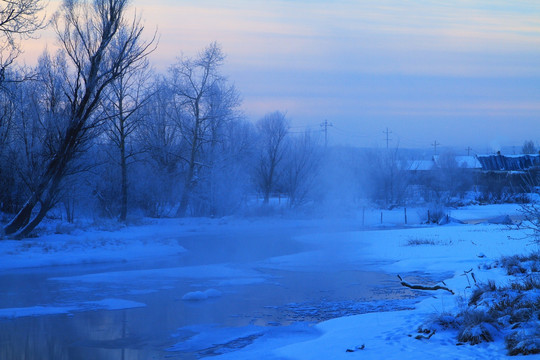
[28,0,540,151]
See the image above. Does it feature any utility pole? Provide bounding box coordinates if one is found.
[465,146,472,156]
[383,128,392,149]
[320,120,333,148]
[432,140,440,155]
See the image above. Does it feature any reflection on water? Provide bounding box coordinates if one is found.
[0,228,422,359]
[0,269,418,359]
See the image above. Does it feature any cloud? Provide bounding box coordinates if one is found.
[16,0,540,149]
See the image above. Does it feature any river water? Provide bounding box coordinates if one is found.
[0,225,420,359]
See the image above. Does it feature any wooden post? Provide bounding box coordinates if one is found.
[404,208,407,224]
[362,207,365,226]
[381,211,383,224]
[427,210,430,223]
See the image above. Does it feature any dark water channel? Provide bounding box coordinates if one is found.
[0,227,419,359]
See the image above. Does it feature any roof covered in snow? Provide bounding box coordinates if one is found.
[407,159,435,171]
[476,154,540,172]
[455,156,482,169]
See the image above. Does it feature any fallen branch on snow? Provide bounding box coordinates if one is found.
[397,275,454,295]
[415,329,436,340]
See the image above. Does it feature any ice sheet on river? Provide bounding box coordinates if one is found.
[0,298,145,319]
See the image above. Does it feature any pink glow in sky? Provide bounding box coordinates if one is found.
[19,0,540,151]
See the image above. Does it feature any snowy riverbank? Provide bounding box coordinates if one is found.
[265,223,536,360]
[0,203,536,359]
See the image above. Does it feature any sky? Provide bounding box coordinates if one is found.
[20,0,540,152]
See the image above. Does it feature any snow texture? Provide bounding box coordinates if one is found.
[0,298,145,319]
[181,289,223,301]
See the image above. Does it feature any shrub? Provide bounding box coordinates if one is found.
[496,252,540,275]
[405,237,437,246]
[431,312,460,330]
[468,280,497,306]
[457,310,498,345]
[506,326,540,356]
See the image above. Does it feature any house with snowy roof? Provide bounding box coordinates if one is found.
[474,153,540,200]
[476,153,540,173]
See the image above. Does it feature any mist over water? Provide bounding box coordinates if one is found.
[0,224,423,359]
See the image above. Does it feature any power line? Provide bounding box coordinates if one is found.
[383,128,392,149]
[331,126,371,138]
[320,119,333,148]
[432,140,441,155]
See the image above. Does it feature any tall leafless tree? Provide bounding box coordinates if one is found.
[3,0,155,238]
[102,58,152,221]
[0,0,46,83]
[255,111,289,204]
[522,140,537,155]
[168,42,240,217]
[283,130,322,207]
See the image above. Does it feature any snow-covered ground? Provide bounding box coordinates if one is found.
[0,203,524,270]
[0,203,536,359]
[263,224,535,360]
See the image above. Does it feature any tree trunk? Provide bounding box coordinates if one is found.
[3,123,76,237]
[176,110,201,217]
[177,162,195,217]
[14,161,65,238]
[263,162,275,204]
[3,197,37,235]
[120,135,128,222]
[16,199,52,239]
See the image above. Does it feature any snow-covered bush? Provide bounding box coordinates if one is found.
[467,280,497,306]
[427,257,539,356]
[506,326,540,356]
[496,252,540,275]
[405,237,437,246]
[518,202,540,245]
[456,310,497,345]
[464,277,539,354]
[430,312,460,330]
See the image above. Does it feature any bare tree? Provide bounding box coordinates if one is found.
[168,42,240,217]
[3,0,155,238]
[0,0,46,82]
[190,119,255,216]
[0,73,15,169]
[364,147,410,207]
[283,130,322,207]
[255,111,289,204]
[101,58,152,221]
[522,140,537,155]
[134,79,181,217]
[0,69,25,213]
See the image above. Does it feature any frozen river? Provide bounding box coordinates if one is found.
[0,225,420,359]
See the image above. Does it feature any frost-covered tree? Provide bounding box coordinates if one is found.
[168,42,240,217]
[101,57,152,221]
[190,119,255,216]
[3,0,154,238]
[2,53,68,214]
[0,0,46,83]
[282,130,322,207]
[364,147,410,207]
[522,140,537,155]
[254,111,289,204]
[0,73,19,212]
[135,78,181,217]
